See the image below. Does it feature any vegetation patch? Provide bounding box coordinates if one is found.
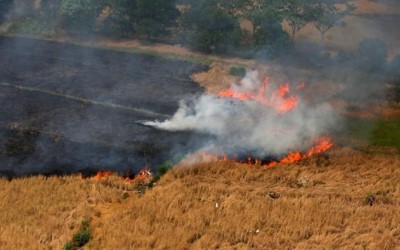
[229,66,246,77]
[343,117,400,151]
[64,219,92,250]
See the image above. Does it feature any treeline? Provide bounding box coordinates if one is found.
[0,0,355,54]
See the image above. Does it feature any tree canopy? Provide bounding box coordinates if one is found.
[3,0,356,55]
[0,0,13,23]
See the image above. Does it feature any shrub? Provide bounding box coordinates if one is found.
[183,4,242,53]
[229,66,246,77]
[81,219,90,230]
[72,229,91,247]
[158,161,173,176]
[65,219,92,249]
[63,241,73,250]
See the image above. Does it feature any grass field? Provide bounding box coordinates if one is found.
[0,1,399,248]
[0,146,399,249]
[344,117,400,150]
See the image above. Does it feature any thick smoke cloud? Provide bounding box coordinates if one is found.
[144,71,338,158]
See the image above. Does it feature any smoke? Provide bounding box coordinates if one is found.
[144,70,338,158]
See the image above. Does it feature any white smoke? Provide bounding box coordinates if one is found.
[143,71,337,158]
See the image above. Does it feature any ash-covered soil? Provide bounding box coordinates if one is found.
[0,37,209,177]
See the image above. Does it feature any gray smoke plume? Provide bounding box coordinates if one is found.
[144,70,338,158]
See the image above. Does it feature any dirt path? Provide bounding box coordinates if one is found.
[48,36,257,68]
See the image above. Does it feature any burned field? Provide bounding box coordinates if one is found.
[0,37,208,177]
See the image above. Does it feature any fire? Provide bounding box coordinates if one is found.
[93,170,111,180]
[92,168,153,185]
[265,136,333,167]
[131,168,153,185]
[200,136,333,167]
[215,75,333,166]
[218,77,300,114]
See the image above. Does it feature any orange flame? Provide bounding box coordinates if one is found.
[265,136,333,167]
[92,168,153,184]
[200,136,333,167]
[131,168,153,184]
[93,170,111,180]
[218,77,299,114]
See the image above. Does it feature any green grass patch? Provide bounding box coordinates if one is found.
[371,119,400,149]
[343,117,400,150]
[229,66,246,77]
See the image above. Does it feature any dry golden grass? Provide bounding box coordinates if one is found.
[0,175,131,249]
[191,63,240,93]
[86,147,400,249]
[0,148,399,249]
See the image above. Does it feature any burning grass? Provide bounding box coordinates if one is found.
[0,147,399,249]
[87,148,400,249]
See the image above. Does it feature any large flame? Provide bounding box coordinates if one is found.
[218,77,301,114]
[214,75,332,166]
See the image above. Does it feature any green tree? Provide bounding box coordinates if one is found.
[135,0,180,39]
[246,1,288,46]
[282,0,311,41]
[102,0,137,37]
[39,0,62,24]
[0,0,13,23]
[182,2,242,53]
[60,0,106,35]
[310,0,355,41]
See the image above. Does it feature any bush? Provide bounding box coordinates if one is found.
[149,154,184,188]
[229,66,246,77]
[63,241,73,250]
[184,4,242,53]
[72,230,91,247]
[158,160,173,176]
[65,219,92,249]
[60,0,105,35]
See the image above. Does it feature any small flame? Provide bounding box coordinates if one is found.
[93,170,111,180]
[218,77,299,114]
[92,168,153,184]
[131,168,153,184]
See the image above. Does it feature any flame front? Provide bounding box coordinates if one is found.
[215,75,333,166]
[265,136,333,167]
[218,77,300,114]
[92,168,153,185]
[200,136,333,167]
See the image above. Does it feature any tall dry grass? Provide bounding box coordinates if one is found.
[88,147,400,249]
[0,175,130,249]
[0,148,398,249]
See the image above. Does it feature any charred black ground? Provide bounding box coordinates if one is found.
[0,37,209,177]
